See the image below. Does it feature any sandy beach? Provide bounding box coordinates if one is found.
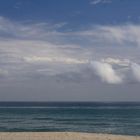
[0,132,139,140]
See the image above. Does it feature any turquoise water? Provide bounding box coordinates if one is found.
[0,102,139,135]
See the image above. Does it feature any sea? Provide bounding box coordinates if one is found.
[0,102,139,136]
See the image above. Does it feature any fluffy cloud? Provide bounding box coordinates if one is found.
[90,61,123,84]
[131,63,140,82]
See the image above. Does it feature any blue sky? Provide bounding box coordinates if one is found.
[1,0,140,26]
[0,0,140,101]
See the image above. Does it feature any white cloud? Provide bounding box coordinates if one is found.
[96,25,140,46]
[24,56,88,64]
[69,24,140,48]
[90,61,123,84]
[131,63,140,82]
[0,16,66,42]
[90,0,102,5]
[101,58,130,66]
[90,0,111,5]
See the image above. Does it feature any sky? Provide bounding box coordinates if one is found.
[0,0,140,101]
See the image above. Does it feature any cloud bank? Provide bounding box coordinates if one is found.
[0,16,140,84]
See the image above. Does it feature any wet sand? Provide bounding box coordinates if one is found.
[0,132,139,140]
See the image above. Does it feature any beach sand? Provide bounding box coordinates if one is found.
[0,132,139,140]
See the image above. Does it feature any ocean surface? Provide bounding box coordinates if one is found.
[0,102,139,135]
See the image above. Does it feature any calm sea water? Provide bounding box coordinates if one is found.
[0,102,139,135]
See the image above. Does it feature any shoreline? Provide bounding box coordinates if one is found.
[0,132,139,140]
